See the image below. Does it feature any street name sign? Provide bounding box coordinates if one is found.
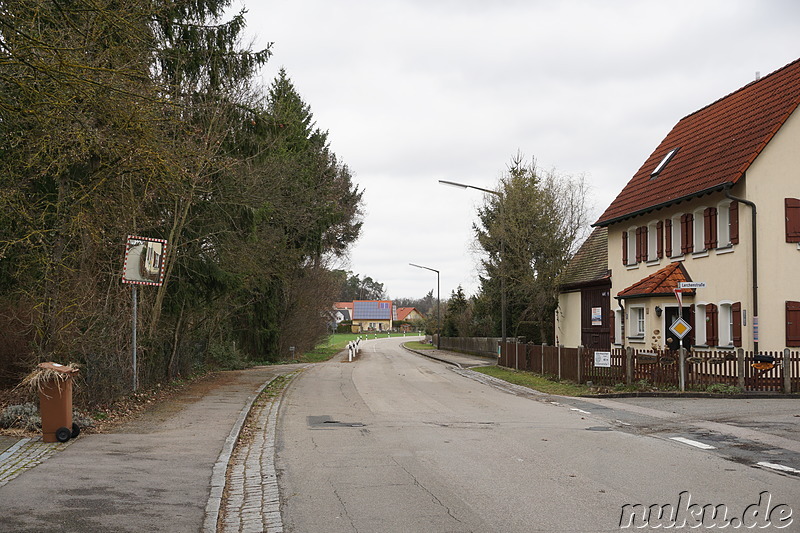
[678,282,707,289]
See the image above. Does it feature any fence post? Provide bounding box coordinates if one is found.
[541,344,545,375]
[626,347,633,386]
[737,348,745,390]
[575,345,582,384]
[515,340,519,370]
[784,348,791,394]
[558,344,562,380]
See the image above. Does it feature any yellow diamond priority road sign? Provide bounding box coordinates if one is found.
[669,317,692,339]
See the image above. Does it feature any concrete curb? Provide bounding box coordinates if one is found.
[401,344,463,369]
[202,381,265,533]
[203,371,299,533]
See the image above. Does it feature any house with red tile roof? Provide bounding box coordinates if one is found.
[396,307,425,322]
[575,57,800,353]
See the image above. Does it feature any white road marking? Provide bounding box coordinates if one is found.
[669,437,716,450]
[756,462,800,475]
[570,408,591,415]
[615,420,632,426]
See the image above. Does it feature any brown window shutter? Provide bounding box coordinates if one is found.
[704,207,718,250]
[680,214,694,254]
[731,302,742,347]
[786,301,800,347]
[641,225,648,261]
[634,227,641,262]
[706,303,718,347]
[622,230,628,265]
[785,198,800,243]
[729,201,739,244]
[665,219,672,257]
[656,220,664,258]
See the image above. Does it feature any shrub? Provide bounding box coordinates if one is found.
[705,383,742,395]
[206,341,249,370]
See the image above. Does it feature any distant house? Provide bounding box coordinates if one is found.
[396,307,425,322]
[558,58,800,353]
[351,300,394,332]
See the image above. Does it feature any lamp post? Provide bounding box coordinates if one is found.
[409,263,440,349]
[439,180,507,348]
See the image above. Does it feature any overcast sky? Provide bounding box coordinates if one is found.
[241,0,799,301]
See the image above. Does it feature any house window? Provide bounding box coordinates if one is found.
[629,307,645,338]
[785,198,800,243]
[693,208,705,253]
[717,201,731,247]
[669,215,682,257]
[650,147,680,178]
[647,221,661,261]
[719,303,734,346]
[694,304,707,346]
[627,227,637,265]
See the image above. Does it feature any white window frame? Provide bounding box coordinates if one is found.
[647,221,659,262]
[629,306,645,339]
[614,309,624,345]
[719,302,734,347]
[670,215,682,258]
[717,200,732,249]
[627,226,637,266]
[694,303,707,346]
[693,208,706,253]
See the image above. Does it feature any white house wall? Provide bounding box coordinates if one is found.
[741,106,800,350]
[555,290,582,347]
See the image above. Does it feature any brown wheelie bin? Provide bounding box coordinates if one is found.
[37,362,79,443]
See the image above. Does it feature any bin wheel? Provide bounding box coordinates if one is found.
[71,423,81,439]
[55,426,71,442]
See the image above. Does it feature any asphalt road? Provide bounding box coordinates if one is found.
[276,337,799,532]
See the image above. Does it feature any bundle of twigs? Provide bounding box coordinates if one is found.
[18,363,79,396]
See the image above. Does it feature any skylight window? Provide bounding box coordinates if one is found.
[651,147,680,178]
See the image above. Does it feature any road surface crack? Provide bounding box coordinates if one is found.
[331,481,358,533]
[393,458,463,524]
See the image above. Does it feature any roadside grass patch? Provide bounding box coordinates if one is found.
[473,366,590,396]
[404,340,436,351]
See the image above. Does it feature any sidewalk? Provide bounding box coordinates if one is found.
[0,364,306,533]
[402,344,497,369]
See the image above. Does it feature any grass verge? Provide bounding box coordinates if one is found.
[472,366,590,397]
[403,340,436,350]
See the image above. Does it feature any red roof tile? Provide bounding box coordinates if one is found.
[617,262,695,299]
[596,58,800,226]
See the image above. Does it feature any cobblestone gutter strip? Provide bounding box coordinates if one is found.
[0,437,74,488]
[206,371,300,533]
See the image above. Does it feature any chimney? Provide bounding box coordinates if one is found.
[755,71,761,81]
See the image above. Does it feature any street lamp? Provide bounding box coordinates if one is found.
[438,179,507,348]
[409,263,440,349]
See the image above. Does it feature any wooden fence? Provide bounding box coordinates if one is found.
[498,342,800,393]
